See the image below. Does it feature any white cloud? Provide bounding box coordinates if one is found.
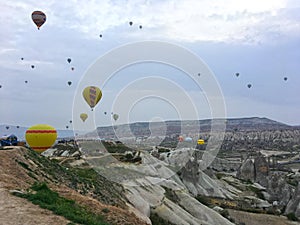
[46,0,298,44]
[1,0,299,44]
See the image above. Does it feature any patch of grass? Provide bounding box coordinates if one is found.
[26,148,126,207]
[287,213,299,221]
[16,160,32,172]
[215,173,226,180]
[247,186,265,200]
[101,208,110,213]
[150,212,176,225]
[27,171,37,180]
[102,141,133,154]
[163,187,179,203]
[16,182,109,225]
[157,147,170,153]
[196,195,211,207]
[220,209,235,223]
[286,179,298,187]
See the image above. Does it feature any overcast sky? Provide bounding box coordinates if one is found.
[0,0,299,132]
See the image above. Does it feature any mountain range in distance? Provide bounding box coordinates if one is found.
[1,117,299,141]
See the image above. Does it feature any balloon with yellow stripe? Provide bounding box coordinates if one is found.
[82,86,102,111]
[197,139,205,145]
[25,124,57,153]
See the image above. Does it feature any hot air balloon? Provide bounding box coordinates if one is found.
[139,25,142,29]
[6,126,9,130]
[284,77,288,81]
[99,34,102,38]
[71,67,74,71]
[113,113,119,121]
[25,124,57,153]
[185,137,193,142]
[16,126,20,129]
[129,21,133,26]
[247,84,252,88]
[69,120,72,124]
[31,11,46,30]
[67,58,71,63]
[80,113,88,122]
[66,125,69,129]
[198,73,201,76]
[235,73,239,77]
[21,57,24,60]
[31,65,35,69]
[82,86,102,110]
[197,139,205,145]
[104,112,107,115]
[68,81,72,86]
[25,80,28,83]
[0,85,2,88]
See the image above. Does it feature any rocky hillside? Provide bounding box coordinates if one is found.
[1,134,300,225]
[0,146,148,225]
[48,140,300,224]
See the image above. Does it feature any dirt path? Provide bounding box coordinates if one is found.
[0,187,70,225]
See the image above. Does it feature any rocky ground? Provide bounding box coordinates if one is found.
[1,117,300,225]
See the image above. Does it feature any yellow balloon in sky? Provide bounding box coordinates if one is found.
[25,124,57,153]
[82,86,102,110]
[80,113,88,122]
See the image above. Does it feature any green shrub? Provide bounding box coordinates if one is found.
[287,213,299,221]
[196,195,211,207]
[101,208,110,213]
[150,212,176,225]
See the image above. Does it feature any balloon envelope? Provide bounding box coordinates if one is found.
[197,139,205,145]
[31,11,46,29]
[178,136,184,142]
[82,86,102,109]
[80,113,88,122]
[113,113,119,121]
[25,124,57,153]
[247,84,252,88]
[67,58,71,63]
[185,137,193,142]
